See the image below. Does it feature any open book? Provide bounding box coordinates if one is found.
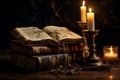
[12,27,57,46]
[43,26,83,43]
[11,26,83,46]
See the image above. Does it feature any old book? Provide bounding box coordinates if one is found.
[11,26,83,46]
[11,40,84,55]
[11,52,71,71]
[43,26,83,44]
[11,27,57,46]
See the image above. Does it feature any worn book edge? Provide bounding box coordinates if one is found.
[43,26,83,43]
[11,27,57,45]
[11,53,71,71]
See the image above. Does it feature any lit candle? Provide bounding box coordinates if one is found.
[104,46,118,60]
[87,8,95,31]
[80,0,86,23]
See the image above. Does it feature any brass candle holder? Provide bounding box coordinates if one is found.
[77,21,87,30]
[77,21,89,58]
[82,30,103,66]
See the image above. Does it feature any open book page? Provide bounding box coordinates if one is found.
[43,26,83,43]
[11,27,56,45]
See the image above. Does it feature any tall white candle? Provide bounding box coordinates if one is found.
[87,8,95,31]
[80,1,86,23]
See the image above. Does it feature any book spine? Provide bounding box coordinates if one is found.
[11,53,71,71]
[11,41,84,55]
[11,45,52,55]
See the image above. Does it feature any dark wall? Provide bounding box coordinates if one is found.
[0,0,52,49]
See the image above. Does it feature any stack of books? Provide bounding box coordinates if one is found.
[10,26,84,71]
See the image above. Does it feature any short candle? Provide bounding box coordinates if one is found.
[103,46,118,61]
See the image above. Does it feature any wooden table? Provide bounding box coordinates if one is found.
[0,60,120,80]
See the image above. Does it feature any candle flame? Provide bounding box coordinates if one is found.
[110,46,113,54]
[89,8,92,12]
[82,1,85,6]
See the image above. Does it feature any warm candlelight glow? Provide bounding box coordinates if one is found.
[89,8,92,12]
[109,46,114,55]
[80,0,86,23]
[109,75,114,80]
[87,8,95,31]
[82,0,85,6]
[110,46,113,52]
[104,46,118,61]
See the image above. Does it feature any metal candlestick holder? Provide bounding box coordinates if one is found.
[77,21,89,58]
[82,30,103,66]
[77,21,87,30]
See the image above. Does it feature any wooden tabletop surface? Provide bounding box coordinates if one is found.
[0,60,120,80]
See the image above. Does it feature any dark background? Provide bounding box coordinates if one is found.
[0,0,120,52]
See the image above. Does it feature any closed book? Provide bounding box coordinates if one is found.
[11,40,84,55]
[11,52,71,71]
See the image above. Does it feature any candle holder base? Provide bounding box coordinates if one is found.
[102,58,119,66]
[85,55,103,66]
[82,30,103,66]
